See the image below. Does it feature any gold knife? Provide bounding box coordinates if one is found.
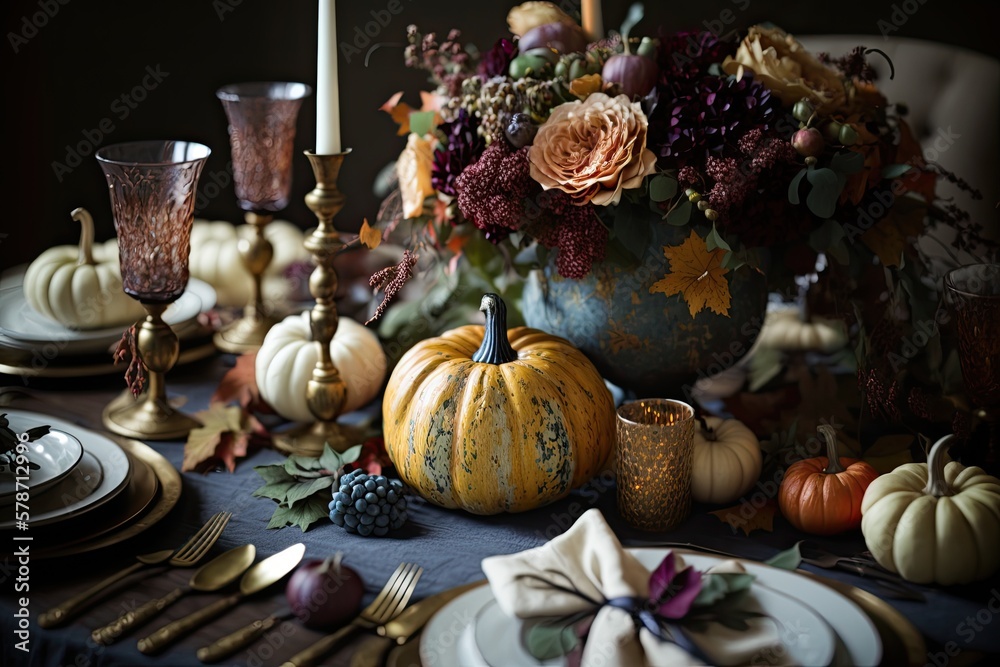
[348,580,485,667]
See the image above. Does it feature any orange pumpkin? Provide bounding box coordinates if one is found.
[778,425,879,535]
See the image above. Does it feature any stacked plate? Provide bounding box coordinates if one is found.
[0,410,180,558]
[422,550,897,667]
[0,268,218,378]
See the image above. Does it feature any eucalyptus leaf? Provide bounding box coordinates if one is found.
[266,495,331,532]
[805,168,841,219]
[526,621,578,660]
[408,111,436,137]
[827,239,850,265]
[830,151,865,175]
[764,543,802,570]
[285,475,336,508]
[666,200,692,226]
[705,224,732,253]
[251,480,298,502]
[648,174,678,202]
[318,443,344,473]
[808,219,845,254]
[693,572,755,607]
[788,168,807,205]
[254,465,296,484]
[340,444,364,465]
[619,2,644,43]
[881,164,913,179]
[614,203,651,260]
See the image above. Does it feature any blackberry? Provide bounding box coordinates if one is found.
[329,470,408,537]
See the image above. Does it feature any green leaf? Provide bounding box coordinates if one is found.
[618,2,644,44]
[254,464,296,484]
[666,200,692,226]
[648,175,678,202]
[765,543,802,570]
[830,150,865,174]
[808,219,845,254]
[340,444,363,464]
[705,224,732,253]
[285,475,336,508]
[881,164,913,179]
[614,203,650,260]
[252,480,299,502]
[693,572,755,607]
[827,239,850,265]
[805,168,841,219]
[408,111,436,137]
[284,453,324,478]
[788,168,807,205]
[266,495,331,532]
[319,444,344,473]
[525,621,578,661]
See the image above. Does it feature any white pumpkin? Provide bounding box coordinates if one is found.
[256,312,387,422]
[756,308,847,352]
[188,219,310,307]
[23,208,144,329]
[691,416,762,504]
[861,434,1000,585]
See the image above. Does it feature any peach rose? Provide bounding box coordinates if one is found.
[396,133,435,219]
[723,26,847,114]
[529,93,657,206]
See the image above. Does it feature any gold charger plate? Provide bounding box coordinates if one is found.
[30,436,181,559]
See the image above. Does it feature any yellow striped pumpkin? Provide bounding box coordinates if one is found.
[383,293,615,514]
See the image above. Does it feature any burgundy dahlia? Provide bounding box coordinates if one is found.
[432,109,484,197]
[479,37,517,77]
[656,29,731,82]
[648,74,783,167]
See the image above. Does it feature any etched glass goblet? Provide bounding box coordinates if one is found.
[945,263,1000,471]
[97,140,210,440]
[213,81,311,352]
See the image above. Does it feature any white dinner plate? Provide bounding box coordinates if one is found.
[0,450,103,511]
[0,411,131,530]
[0,417,84,498]
[422,550,882,667]
[0,277,215,342]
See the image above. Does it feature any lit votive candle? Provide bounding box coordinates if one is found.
[616,399,695,531]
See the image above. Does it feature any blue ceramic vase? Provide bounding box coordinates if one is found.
[522,224,768,397]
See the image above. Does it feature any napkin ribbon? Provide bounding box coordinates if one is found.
[517,572,713,665]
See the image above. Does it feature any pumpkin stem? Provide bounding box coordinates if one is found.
[472,293,518,365]
[818,425,846,474]
[696,415,717,441]
[923,434,956,497]
[72,207,96,266]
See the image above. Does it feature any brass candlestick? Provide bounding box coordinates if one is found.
[213,212,278,352]
[272,150,363,456]
[103,304,201,440]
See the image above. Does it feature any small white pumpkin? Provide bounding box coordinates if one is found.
[756,308,847,352]
[691,416,763,504]
[23,208,144,329]
[861,434,1000,585]
[188,219,310,307]
[256,312,387,422]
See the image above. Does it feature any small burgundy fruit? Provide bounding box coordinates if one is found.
[792,128,825,157]
[518,22,588,55]
[602,54,659,99]
[285,554,364,629]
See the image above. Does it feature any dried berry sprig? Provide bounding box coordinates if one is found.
[366,250,417,325]
[113,323,146,397]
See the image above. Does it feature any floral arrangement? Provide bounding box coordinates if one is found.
[378,2,991,429]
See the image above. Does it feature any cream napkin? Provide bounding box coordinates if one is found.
[481,509,783,667]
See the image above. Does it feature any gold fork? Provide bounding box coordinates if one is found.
[38,511,232,628]
[278,562,423,667]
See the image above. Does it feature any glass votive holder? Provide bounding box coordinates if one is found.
[616,399,695,531]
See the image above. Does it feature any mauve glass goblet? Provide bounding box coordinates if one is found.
[97,140,210,440]
[945,263,1000,470]
[213,81,311,353]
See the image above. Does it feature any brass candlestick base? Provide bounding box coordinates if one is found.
[103,304,201,440]
[272,150,352,456]
[214,212,278,353]
[272,421,369,457]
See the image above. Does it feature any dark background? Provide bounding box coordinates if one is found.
[2,0,999,268]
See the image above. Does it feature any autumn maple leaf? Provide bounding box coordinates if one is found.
[358,219,382,250]
[649,230,731,317]
[183,404,267,473]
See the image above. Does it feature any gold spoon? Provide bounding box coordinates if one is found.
[91,544,256,645]
[137,543,306,655]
